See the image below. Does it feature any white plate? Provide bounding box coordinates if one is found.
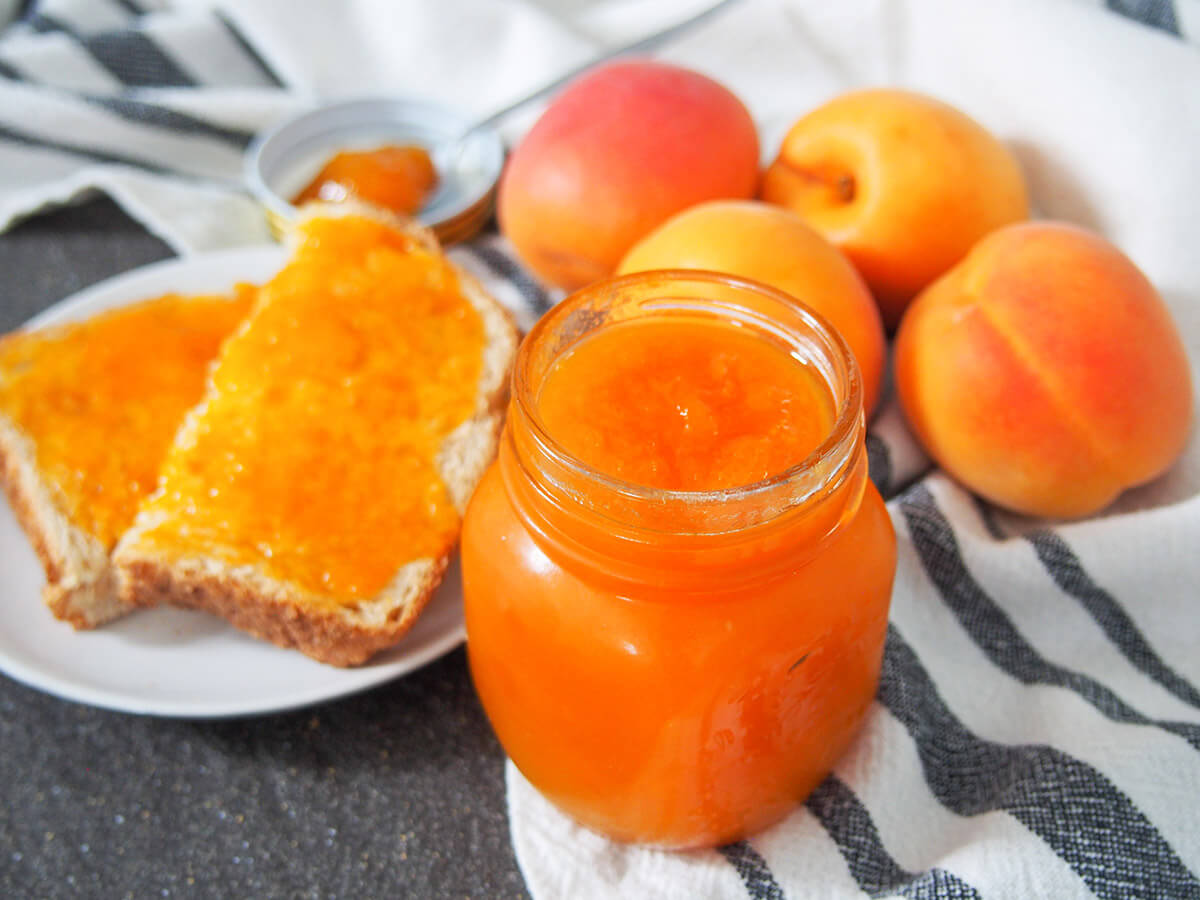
[0,247,467,718]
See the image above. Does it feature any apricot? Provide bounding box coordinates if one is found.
[617,201,886,416]
[761,88,1029,329]
[895,222,1193,518]
[498,60,759,290]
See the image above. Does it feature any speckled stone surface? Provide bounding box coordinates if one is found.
[0,197,529,900]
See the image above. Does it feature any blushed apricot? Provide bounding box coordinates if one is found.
[498,60,759,290]
[895,221,1193,518]
[617,201,886,416]
[762,88,1029,329]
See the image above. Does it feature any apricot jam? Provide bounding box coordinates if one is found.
[538,317,834,491]
[0,290,253,548]
[135,215,484,604]
[462,271,897,848]
[293,145,438,217]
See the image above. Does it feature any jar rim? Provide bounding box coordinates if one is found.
[511,269,865,510]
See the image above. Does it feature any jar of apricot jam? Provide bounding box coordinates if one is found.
[461,271,897,848]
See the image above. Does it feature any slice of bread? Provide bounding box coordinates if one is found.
[0,415,117,626]
[114,208,518,666]
[0,291,254,627]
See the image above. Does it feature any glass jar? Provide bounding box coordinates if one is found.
[461,271,897,848]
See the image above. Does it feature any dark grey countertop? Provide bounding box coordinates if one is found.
[0,196,529,900]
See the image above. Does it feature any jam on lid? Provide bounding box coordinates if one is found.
[293,145,438,217]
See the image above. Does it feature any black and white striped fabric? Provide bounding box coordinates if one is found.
[2,1,1198,897]
[0,0,299,249]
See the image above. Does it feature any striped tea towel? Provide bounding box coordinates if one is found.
[1,1,1199,898]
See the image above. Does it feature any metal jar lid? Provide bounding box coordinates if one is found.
[245,97,504,245]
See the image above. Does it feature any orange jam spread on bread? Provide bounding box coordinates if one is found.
[293,145,438,217]
[536,317,834,491]
[0,291,253,548]
[135,215,485,604]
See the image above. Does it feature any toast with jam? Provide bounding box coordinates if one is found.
[0,289,254,627]
[113,208,517,665]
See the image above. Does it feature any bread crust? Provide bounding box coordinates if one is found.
[0,414,131,627]
[114,210,519,666]
[119,554,447,667]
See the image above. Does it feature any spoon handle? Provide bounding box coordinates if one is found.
[465,0,743,137]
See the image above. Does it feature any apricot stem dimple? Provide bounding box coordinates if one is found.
[835,174,856,204]
[776,158,856,205]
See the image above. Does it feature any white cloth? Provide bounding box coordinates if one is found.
[2,1,1199,897]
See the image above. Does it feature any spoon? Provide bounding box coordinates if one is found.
[429,0,743,178]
